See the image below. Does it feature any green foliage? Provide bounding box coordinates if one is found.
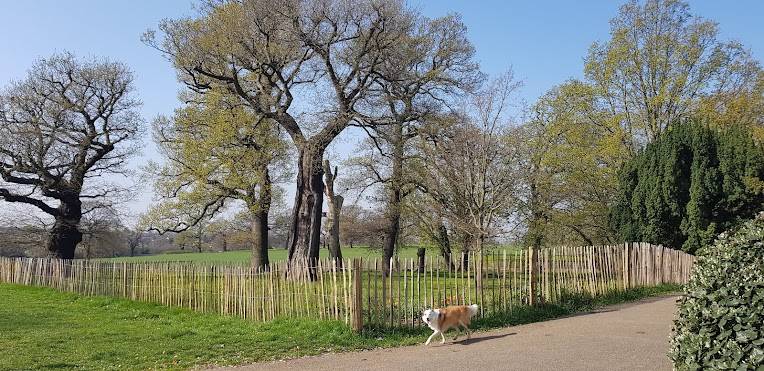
[524,0,764,247]
[611,122,764,253]
[522,81,629,246]
[141,88,286,233]
[583,0,763,146]
[670,215,764,370]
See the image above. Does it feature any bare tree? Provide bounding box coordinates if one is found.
[0,209,48,257]
[338,204,386,249]
[0,53,143,259]
[127,229,144,257]
[79,206,125,259]
[416,73,521,256]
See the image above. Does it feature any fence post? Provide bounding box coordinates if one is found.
[351,259,363,333]
[528,246,539,306]
[623,242,631,290]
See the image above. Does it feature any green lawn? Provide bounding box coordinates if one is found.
[0,283,421,370]
[102,246,419,264]
[0,283,681,370]
[100,246,523,265]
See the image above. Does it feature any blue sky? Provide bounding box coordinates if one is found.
[1,1,762,220]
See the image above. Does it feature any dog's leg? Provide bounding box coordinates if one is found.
[425,331,436,345]
[439,330,446,344]
[459,321,471,339]
[453,327,461,340]
[425,330,438,345]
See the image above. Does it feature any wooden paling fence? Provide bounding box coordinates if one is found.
[0,242,694,331]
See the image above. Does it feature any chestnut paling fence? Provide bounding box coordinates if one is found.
[0,242,694,331]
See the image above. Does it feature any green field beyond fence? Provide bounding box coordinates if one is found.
[0,243,694,331]
[100,246,453,265]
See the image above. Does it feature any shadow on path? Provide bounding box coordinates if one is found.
[456,332,517,345]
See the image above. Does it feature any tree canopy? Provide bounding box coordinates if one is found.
[142,88,287,268]
[584,0,763,149]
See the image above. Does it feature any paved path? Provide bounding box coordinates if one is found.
[217,296,680,371]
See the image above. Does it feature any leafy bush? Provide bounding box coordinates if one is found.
[670,213,764,369]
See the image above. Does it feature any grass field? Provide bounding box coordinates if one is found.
[102,246,421,264]
[100,246,522,265]
[0,283,419,370]
[0,283,680,370]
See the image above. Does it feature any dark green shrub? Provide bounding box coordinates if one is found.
[670,213,764,370]
[610,122,764,253]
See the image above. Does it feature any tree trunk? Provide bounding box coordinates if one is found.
[382,124,405,277]
[46,199,83,259]
[84,239,92,260]
[417,247,425,273]
[129,236,138,257]
[326,198,343,263]
[323,160,344,266]
[436,223,454,269]
[529,246,540,305]
[382,201,400,277]
[251,212,270,270]
[527,181,546,306]
[251,169,272,270]
[567,224,594,245]
[286,147,325,276]
[475,235,484,302]
[461,249,469,272]
[460,233,472,271]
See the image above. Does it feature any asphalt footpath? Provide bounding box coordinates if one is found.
[213,295,680,371]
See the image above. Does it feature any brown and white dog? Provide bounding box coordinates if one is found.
[421,304,479,345]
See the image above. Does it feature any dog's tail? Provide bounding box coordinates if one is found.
[468,304,479,316]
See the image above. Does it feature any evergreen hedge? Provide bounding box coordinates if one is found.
[610,122,764,253]
[669,213,764,369]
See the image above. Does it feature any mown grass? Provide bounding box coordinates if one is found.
[0,282,680,370]
[101,247,421,265]
[0,283,422,370]
[99,245,523,265]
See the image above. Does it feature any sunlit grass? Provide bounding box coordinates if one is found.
[0,282,680,370]
[99,245,523,265]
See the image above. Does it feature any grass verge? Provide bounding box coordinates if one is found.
[0,283,680,370]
